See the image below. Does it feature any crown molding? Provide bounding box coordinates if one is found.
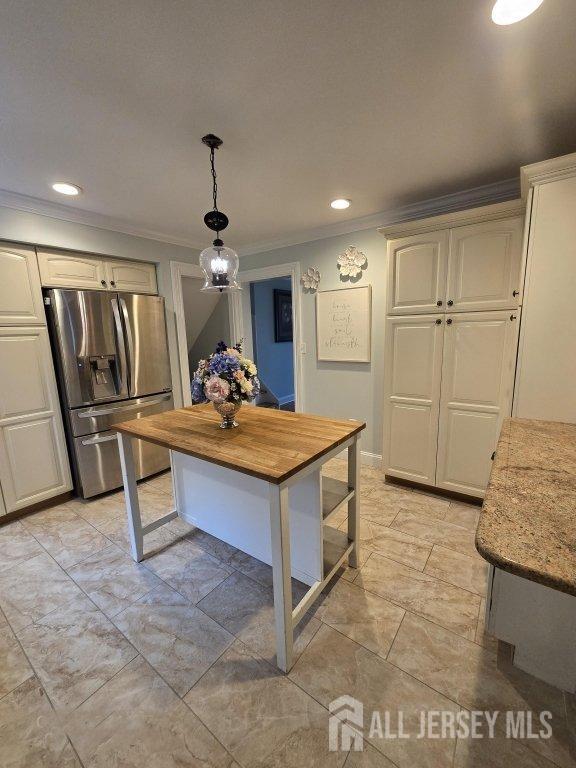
[238,177,520,257]
[379,198,524,240]
[0,189,203,250]
[520,152,576,200]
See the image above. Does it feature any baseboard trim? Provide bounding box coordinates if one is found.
[361,451,383,469]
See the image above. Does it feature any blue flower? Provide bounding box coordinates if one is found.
[251,376,261,397]
[191,377,206,404]
[208,352,241,376]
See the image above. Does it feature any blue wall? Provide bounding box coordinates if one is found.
[250,277,294,404]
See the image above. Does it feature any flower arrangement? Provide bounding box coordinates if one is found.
[192,341,260,427]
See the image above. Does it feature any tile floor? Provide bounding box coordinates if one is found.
[0,459,574,768]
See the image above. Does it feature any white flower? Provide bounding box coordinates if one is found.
[301,267,321,291]
[337,246,367,278]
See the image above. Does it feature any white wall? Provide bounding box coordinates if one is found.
[241,228,386,459]
[0,207,199,407]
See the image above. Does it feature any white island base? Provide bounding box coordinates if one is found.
[487,566,576,693]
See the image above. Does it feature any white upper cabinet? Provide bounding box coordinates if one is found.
[0,243,45,325]
[436,311,518,497]
[383,314,444,485]
[446,218,523,312]
[104,259,157,294]
[386,231,448,314]
[38,249,108,290]
[37,249,158,293]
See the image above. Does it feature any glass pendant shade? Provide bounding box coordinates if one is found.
[200,243,240,292]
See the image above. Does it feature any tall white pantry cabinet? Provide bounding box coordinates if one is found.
[380,201,524,498]
[0,243,72,515]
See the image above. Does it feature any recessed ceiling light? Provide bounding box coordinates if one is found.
[52,182,82,196]
[491,0,545,25]
[330,198,351,210]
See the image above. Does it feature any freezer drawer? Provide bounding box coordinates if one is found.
[70,393,173,437]
[73,430,170,498]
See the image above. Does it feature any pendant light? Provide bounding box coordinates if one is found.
[199,134,240,292]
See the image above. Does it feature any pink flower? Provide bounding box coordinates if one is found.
[204,375,230,404]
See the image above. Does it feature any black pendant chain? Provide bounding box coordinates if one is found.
[202,134,229,237]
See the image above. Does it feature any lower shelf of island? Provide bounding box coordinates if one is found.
[322,476,354,525]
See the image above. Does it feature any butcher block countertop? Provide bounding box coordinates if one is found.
[114,403,365,484]
[476,417,576,597]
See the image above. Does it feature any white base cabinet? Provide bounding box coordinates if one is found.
[0,327,72,511]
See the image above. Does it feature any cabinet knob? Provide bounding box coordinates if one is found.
[512,290,519,297]
[110,281,116,287]
[447,299,453,306]
[446,318,453,325]
[101,280,107,286]
[510,314,517,321]
[436,300,443,307]
[435,318,442,325]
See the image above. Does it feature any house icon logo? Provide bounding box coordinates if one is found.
[329,695,364,752]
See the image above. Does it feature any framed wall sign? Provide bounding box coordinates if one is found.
[316,285,372,363]
[274,289,293,342]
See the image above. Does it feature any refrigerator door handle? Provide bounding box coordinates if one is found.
[119,297,135,397]
[77,393,172,418]
[80,434,119,446]
[111,297,129,397]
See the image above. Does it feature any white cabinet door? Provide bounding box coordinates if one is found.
[0,243,45,325]
[383,315,444,485]
[105,260,157,294]
[0,327,72,511]
[436,311,518,497]
[446,218,523,312]
[0,485,6,517]
[386,231,448,314]
[37,250,108,290]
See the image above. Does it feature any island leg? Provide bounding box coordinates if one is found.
[269,483,294,673]
[348,436,361,568]
[117,432,144,562]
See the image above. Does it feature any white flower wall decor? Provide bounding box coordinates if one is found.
[301,267,321,292]
[337,246,367,280]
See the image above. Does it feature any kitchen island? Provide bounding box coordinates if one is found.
[476,417,576,692]
[114,403,365,672]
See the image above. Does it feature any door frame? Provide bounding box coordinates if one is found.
[171,260,212,408]
[229,262,304,412]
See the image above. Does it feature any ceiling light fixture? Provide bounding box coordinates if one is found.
[198,134,240,293]
[330,198,351,210]
[491,0,545,25]
[52,182,82,196]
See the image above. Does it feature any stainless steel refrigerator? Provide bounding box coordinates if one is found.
[45,288,173,498]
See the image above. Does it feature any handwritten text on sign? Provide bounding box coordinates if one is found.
[316,286,371,362]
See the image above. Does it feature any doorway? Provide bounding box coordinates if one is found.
[229,262,303,411]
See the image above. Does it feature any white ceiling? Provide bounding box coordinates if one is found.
[0,0,575,251]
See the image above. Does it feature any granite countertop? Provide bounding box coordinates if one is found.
[476,417,576,597]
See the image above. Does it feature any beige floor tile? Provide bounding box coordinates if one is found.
[391,509,478,557]
[68,493,126,529]
[344,743,397,767]
[228,548,276,588]
[179,525,239,563]
[100,515,188,558]
[358,497,398,527]
[186,639,345,768]
[289,623,459,768]
[367,486,451,517]
[198,571,320,667]
[112,583,234,696]
[444,501,481,531]
[67,543,162,617]
[424,545,488,596]
[387,613,575,768]
[66,656,236,768]
[144,470,173,495]
[0,520,44,573]
[17,595,136,710]
[342,519,432,570]
[0,552,82,630]
[475,597,498,652]
[0,624,33,697]
[354,552,480,639]
[0,677,81,767]
[21,505,108,569]
[454,732,560,768]
[144,539,233,604]
[311,579,404,658]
